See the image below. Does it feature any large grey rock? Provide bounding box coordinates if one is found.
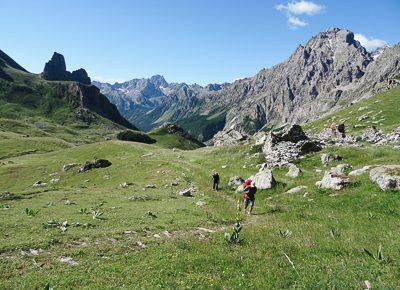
[253,169,276,189]
[286,185,307,194]
[317,123,346,140]
[349,165,374,177]
[285,163,301,178]
[321,153,330,167]
[369,165,400,191]
[179,189,193,197]
[316,164,351,190]
[329,164,352,176]
[212,129,247,147]
[78,159,112,173]
[316,171,350,190]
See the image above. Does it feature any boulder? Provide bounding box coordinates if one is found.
[228,176,245,187]
[285,163,301,178]
[63,163,81,171]
[316,171,349,190]
[320,153,343,167]
[286,185,307,194]
[348,165,373,177]
[78,159,112,173]
[321,153,330,167]
[213,129,248,147]
[253,169,276,190]
[329,164,352,176]
[369,165,400,191]
[254,131,268,145]
[277,124,309,143]
[317,123,346,140]
[179,189,193,197]
[33,181,47,187]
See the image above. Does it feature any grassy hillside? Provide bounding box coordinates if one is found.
[305,86,400,135]
[149,125,205,150]
[0,66,132,145]
[1,138,400,288]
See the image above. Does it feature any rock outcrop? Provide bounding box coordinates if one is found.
[360,126,400,145]
[369,165,400,191]
[212,129,248,147]
[78,159,112,173]
[42,52,91,85]
[66,83,136,129]
[262,125,321,168]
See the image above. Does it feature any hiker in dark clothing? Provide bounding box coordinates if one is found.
[212,172,220,191]
[243,181,257,215]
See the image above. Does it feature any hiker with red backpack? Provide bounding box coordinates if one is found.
[243,179,257,215]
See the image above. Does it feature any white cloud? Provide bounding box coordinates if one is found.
[277,0,325,15]
[276,1,324,29]
[354,33,387,51]
[288,16,308,27]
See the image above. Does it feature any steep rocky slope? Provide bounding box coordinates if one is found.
[0,49,137,139]
[95,28,400,141]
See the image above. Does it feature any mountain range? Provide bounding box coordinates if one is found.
[94,28,400,142]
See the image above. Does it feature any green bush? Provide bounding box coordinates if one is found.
[117,130,156,144]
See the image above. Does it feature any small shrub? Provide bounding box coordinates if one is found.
[117,130,156,144]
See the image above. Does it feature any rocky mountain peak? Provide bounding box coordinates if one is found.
[149,75,168,88]
[42,52,91,85]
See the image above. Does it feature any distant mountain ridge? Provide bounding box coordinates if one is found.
[92,76,228,140]
[94,28,400,141]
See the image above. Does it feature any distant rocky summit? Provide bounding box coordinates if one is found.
[42,52,91,85]
[95,28,400,141]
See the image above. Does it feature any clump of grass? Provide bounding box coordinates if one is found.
[25,208,39,217]
[279,229,292,238]
[329,228,341,239]
[364,245,392,264]
[92,210,105,220]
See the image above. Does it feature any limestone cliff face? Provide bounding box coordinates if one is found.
[221,29,399,134]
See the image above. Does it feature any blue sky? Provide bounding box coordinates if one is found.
[0,0,399,85]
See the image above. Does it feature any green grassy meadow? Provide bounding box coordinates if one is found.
[305,87,400,135]
[1,134,400,288]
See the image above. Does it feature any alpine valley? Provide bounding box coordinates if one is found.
[2,23,400,289]
[94,28,400,142]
